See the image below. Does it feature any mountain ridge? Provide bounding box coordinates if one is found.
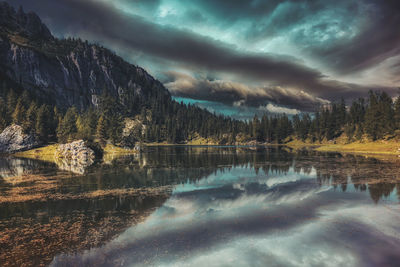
[0,1,169,111]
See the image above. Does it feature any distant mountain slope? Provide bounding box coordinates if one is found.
[0,2,169,110]
[0,2,252,147]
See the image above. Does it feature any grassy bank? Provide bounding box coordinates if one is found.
[315,141,400,155]
[14,143,138,163]
[103,144,138,154]
[13,139,400,162]
[287,139,400,156]
[13,144,59,162]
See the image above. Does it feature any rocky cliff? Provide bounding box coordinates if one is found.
[0,2,170,110]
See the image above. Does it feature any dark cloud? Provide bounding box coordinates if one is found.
[6,0,400,112]
[8,0,391,103]
[165,71,397,112]
[8,0,320,81]
[310,0,400,73]
[165,72,329,112]
[187,0,400,74]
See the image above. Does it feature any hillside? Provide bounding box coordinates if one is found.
[0,2,250,148]
[0,2,169,110]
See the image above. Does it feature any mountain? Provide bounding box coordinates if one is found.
[0,2,169,110]
[0,2,249,147]
[0,2,295,147]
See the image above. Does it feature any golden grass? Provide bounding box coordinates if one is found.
[145,142,177,146]
[14,144,59,162]
[14,144,138,163]
[103,144,138,154]
[286,137,400,157]
[286,139,321,147]
[315,141,400,155]
[102,144,139,162]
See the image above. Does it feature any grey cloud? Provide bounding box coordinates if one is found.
[7,0,382,104]
[7,0,400,107]
[165,71,330,112]
[310,0,400,73]
[189,0,400,74]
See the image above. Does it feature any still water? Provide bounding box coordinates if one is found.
[1,146,400,267]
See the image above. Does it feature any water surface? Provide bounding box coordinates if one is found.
[1,146,400,266]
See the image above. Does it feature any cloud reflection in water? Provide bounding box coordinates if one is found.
[50,155,400,267]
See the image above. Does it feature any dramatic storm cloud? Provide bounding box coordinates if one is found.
[8,0,400,117]
[165,72,328,112]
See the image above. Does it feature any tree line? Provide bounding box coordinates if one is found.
[1,82,400,146]
[0,84,247,145]
[288,91,400,142]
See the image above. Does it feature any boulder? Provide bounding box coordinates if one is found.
[55,140,98,174]
[55,140,95,163]
[0,124,40,153]
[121,117,144,148]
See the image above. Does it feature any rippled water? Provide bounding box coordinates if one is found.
[1,146,400,267]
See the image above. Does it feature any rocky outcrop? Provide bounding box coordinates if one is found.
[55,140,95,174]
[121,118,145,148]
[56,140,95,162]
[0,124,39,153]
[0,2,170,110]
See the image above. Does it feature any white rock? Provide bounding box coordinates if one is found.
[0,124,40,153]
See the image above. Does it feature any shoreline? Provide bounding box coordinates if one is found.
[286,140,400,156]
[8,140,400,162]
[12,143,138,163]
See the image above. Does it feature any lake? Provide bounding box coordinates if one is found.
[1,146,400,267]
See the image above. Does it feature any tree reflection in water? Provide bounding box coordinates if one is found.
[0,146,399,266]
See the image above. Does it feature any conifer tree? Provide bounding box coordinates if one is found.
[57,107,78,142]
[394,95,400,129]
[6,90,17,122]
[36,105,53,141]
[12,98,26,125]
[96,115,107,144]
[24,101,38,133]
[0,98,7,132]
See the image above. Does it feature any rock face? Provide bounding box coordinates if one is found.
[0,124,39,153]
[56,140,95,162]
[0,2,170,110]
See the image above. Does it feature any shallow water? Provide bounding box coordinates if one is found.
[1,146,400,266]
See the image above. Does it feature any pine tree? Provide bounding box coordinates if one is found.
[394,95,400,129]
[12,98,26,125]
[96,115,107,144]
[364,91,380,140]
[24,101,38,133]
[252,115,261,141]
[6,90,17,122]
[57,107,78,142]
[36,105,52,141]
[0,98,7,132]
[379,91,394,136]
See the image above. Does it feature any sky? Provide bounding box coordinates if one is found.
[8,0,400,119]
